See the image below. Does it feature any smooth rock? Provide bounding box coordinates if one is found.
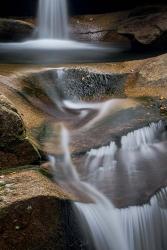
[0,18,34,42]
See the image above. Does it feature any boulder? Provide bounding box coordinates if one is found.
[0,18,34,42]
[70,5,167,51]
[0,170,83,250]
[118,5,167,49]
[0,93,40,168]
[0,94,25,146]
[70,12,130,45]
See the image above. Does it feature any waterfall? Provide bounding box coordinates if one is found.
[49,119,167,250]
[50,126,129,250]
[38,0,69,39]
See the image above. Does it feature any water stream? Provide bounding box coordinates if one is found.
[46,99,167,250]
[1,0,167,249]
[0,0,129,64]
[38,0,69,39]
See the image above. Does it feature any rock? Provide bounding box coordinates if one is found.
[0,140,40,169]
[0,94,25,146]
[0,53,167,165]
[0,170,84,250]
[70,6,167,51]
[0,94,40,168]
[70,12,130,45]
[118,5,167,49]
[0,18,35,42]
[126,53,167,98]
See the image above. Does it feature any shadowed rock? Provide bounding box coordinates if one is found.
[0,18,35,42]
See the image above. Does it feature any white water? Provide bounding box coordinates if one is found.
[49,120,167,250]
[50,126,129,250]
[38,0,69,39]
[118,187,167,250]
[86,120,165,180]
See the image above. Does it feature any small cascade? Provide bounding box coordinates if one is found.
[49,120,167,250]
[76,187,167,250]
[38,0,69,39]
[121,120,165,150]
[119,187,167,250]
[86,142,118,174]
[50,126,128,250]
[43,81,167,250]
[85,120,165,177]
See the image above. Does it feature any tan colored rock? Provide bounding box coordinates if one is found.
[70,6,167,50]
[0,53,166,159]
[0,94,25,146]
[0,170,78,250]
[70,12,130,45]
[0,90,40,168]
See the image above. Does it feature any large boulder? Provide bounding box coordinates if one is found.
[70,11,130,45]
[118,5,167,49]
[0,94,25,145]
[0,18,34,42]
[0,170,83,250]
[70,5,167,51]
[0,93,40,168]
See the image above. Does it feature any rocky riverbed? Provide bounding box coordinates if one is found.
[0,4,167,249]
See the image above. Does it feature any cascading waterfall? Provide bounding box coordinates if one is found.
[119,187,167,250]
[0,0,130,63]
[38,0,69,39]
[49,118,167,250]
[86,120,166,182]
[50,126,129,250]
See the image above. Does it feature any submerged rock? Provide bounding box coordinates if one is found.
[0,53,167,166]
[0,18,34,42]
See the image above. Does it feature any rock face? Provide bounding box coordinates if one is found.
[70,11,130,45]
[0,18,34,42]
[0,94,25,145]
[118,5,167,49]
[0,94,40,168]
[70,5,167,51]
[0,170,84,250]
[12,53,167,156]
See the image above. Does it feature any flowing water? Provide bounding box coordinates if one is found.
[0,0,130,63]
[50,126,129,250]
[1,0,167,248]
[38,0,69,39]
[46,97,167,250]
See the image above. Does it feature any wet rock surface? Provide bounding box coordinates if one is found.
[0,54,166,248]
[0,53,166,212]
